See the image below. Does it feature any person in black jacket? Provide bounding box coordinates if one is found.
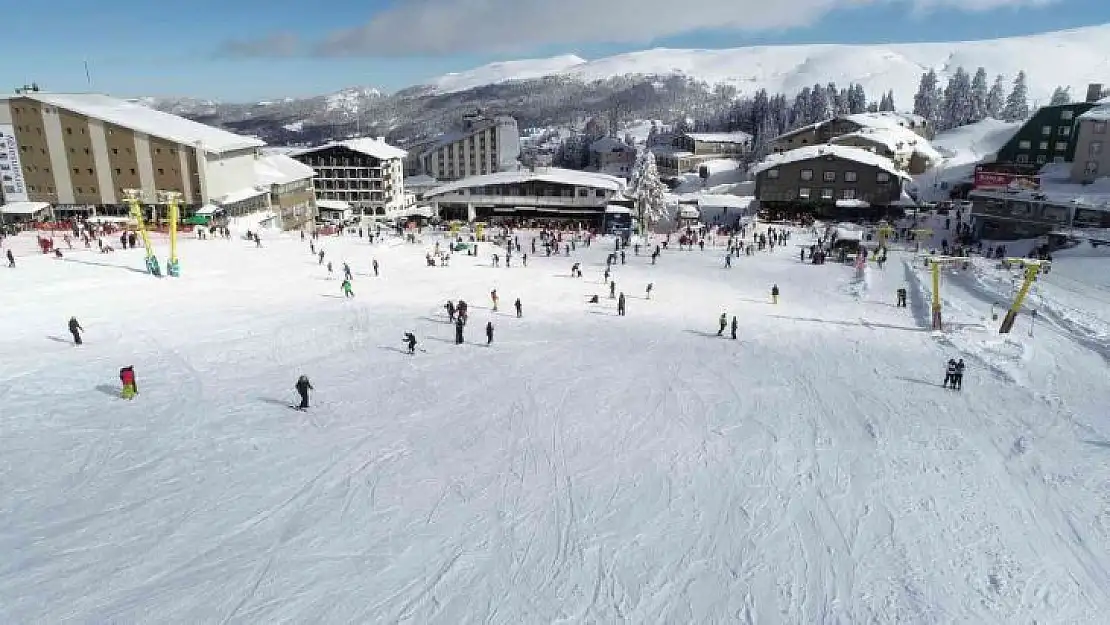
[403,332,417,354]
[953,359,965,390]
[896,288,907,308]
[942,359,957,389]
[485,321,494,345]
[295,375,313,409]
[68,316,83,345]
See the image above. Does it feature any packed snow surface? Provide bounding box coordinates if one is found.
[420,24,1110,104]
[2,221,1110,623]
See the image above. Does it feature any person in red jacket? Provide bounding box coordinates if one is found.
[120,366,138,399]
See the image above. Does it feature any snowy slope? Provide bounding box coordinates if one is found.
[422,24,1110,104]
[910,118,1023,202]
[2,225,1110,622]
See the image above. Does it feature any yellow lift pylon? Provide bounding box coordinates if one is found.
[158,190,183,277]
[999,258,1050,334]
[917,254,969,331]
[123,189,162,277]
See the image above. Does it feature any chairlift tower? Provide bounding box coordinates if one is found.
[917,254,969,331]
[158,190,183,277]
[122,189,162,276]
[999,258,1050,334]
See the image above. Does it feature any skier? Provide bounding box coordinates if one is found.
[310,241,315,255]
[617,292,626,316]
[327,261,334,277]
[445,300,456,322]
[455,316,465,345]
[403,332,418,354]
[6,249,14,268]
[588,294,600,304]
[610,281,616,299]
[294,374,313,409]
[372,259,379,277]
[943,359,958,389]
[771,284,780,305]
[119,366,138,400]
[486,321,494,345]
[730,315,738,340]
[646,283,653,299]
[717,312,728,336]
[953,359,966,390]
[514,298,522,318]
[318,249,325,265]
[725,254,731,268]
[68,316,84,346]
[522,253,528,267]
[341,278,354,298]
[343,262,352,281]
[896,287,907,308]
[490,289,499,312]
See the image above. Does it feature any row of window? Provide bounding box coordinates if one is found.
[1017,139,1069,151]
[312,168,388,179]
[462,186,609,198]
[796,187,858,200]
[765,168,891,183]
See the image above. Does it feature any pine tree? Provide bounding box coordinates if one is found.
[913,70,943,126]
[809,84,832,122]
[790,88,812,128]
[847,84,868,114]
[878,90,896,112]
[970,67,989,122]
[630,150,668,232]
[986,75,1006,119]
[1049,86,1071,105]
[942,67,973,130]
[1002,71,1030,121]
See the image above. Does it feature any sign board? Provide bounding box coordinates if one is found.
[973,166,1040,191]
[0,124,28,202]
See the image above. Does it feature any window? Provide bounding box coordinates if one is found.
[1061,110,1074,121]
[1096,122,1107,135]
[1055,142,1068,151]
[876,172,890,183]
[823,170,836,182]
[157,168,164,175]
[1091,141,1103,156]
[798,187,810,199]
[112,148,118,155]
[84,148,90,154]
[1054,156,1065,164]
[821,188,834,200]
[115,168,121,175]
[90,187,95,194]
[130,168,136,175]
[1059,126,1071,137]
[1018,140,1031,149]
[1041,126,1052,136]
[1039,141,1049,150]
[842,189,856,200]
[800,169,813,181]
[1016,154,1030,164]
[1085,161,1099,176]
[844,171,857,182]
[75,186,82,193]
[155,148,161,154]
[73,167,80,174]
[1036,155,1047,164]
[66,127,73,135]
[767,168,779,179]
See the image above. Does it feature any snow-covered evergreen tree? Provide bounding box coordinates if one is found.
[941,67,973,130]
[986,75,1006,119]
[878,90,896,112]
[1049,86,1071,105]
[809,84,832,122]
[847,84,868,114]
[913,70,943,126]
[970,67,989,122]
[1002,71,1030,121]
[790,88,812,128]
[629,149,668,232]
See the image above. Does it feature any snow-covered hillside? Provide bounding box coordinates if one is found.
[911,118,1023,202]
[422,23,1110,104]
[3,220,1110,622]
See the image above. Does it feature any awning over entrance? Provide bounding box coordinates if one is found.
[196,204,221,216]
[0,201,50,215]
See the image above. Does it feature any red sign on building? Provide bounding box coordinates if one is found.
[973,165,1040,190]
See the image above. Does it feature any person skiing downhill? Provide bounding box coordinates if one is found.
[731,315,738,340]
[318,249,325,265]
[455,316,465,345]
[294,375,313,409]
[445,300,456,322]
[68,316,84,345]
[646,283,653,299]
[343,262,352,281]
[717,313,728,336]
[514,298,522,318]
[372,259,379,277]
[485,321,494,345]
[771,284,780,304]
[403,332,418,354]
[6,249,14,268]
[119,366,138,399]
[341,279,354,298]
[943,358,958,388]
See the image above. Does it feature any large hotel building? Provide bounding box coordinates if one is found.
[0,92,316,228]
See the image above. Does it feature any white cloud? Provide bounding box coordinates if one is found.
[221,0,1062,57]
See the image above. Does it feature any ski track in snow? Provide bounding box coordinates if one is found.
[2,223,1110,623]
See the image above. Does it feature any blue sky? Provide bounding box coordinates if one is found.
[5,0,1109,102]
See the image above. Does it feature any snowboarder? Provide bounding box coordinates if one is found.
[514,298,522,318]
[953,359,965,390]
[731,315,738,340]
[588,294,600,304]
[403,332,418,354]
[617,292,626,316]
[341,279,354,298]
[455,317,465,345]
[485,321,494,345]
[771,284,780,305]
[943,359,958,389]
[120,366,138,400]
[718,312,728,336]
[896,288,907,308]
[646,283,653,299]
[372,259,379,277]
[295,375,313,409]
[68,316,84,345]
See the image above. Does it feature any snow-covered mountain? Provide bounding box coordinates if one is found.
[419,23,1110,104]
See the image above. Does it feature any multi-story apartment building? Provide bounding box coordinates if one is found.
[828,126,940,174]
[588,137,637,178]
[652,131,753,177]
[417,111,520,181]
[0,91,315,226]
[291,137,406,219]
[770,112,932,153]
[993,101,1097,168]
[752,144,911,219]
[1070,95,1110,183]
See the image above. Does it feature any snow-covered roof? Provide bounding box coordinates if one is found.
[836,199,871,208]
[605,205,632,214]
[425,168,626,197]
[253,154,315,186]
[196,204,221,216]
[404,174,439,187]
[10,93,264,154]
[697,194,752,209]
[316,200,350,211]
[294,137,406,161]
[685,131,752,145]
[0,201,50,215]
[590,137,633,152]
[678,206,700,218]
[842,111,926,131]
[750,144,912,180]
[1078,103,1110,122]
[830,127,942,162]
[218,186,267,206]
